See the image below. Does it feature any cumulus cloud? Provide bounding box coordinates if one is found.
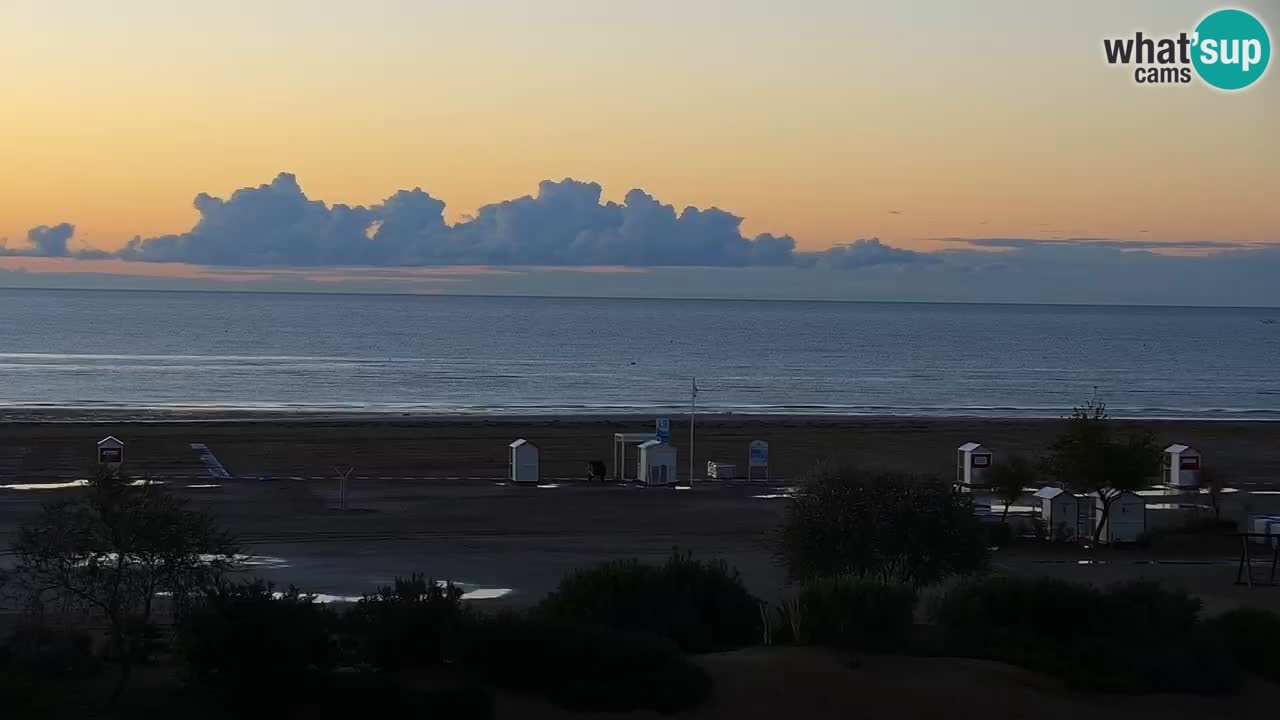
[111,174,812,268]
[1,223,77,257]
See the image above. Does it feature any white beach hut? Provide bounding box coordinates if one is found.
[637,439,678,486]
[1095,491,1146,544]
[956,442,992,490]
[1035,487,1084,542]
[97,436,125,469]
[509,439,539,485]
[1162,444,1202,488]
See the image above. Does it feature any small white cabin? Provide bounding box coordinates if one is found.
[1095,491,1146,544]
[97,436,125,468]
[509,439,539,485]
[638,439,678,486]
[956,442,992,490]
[1162,444,1202,488]
[1035,487,1085,542]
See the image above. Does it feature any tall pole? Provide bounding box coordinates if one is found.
[689,377,697,484]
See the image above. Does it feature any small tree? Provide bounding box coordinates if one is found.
[1045,402,1161,543]
[8,469,239,700]
[988,454,1038,526]
[778,465,987,588]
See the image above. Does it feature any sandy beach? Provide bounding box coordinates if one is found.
[2,414,1278,483]
[3,414,1279,612]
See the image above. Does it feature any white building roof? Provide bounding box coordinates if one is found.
[1034,486,1066,500]
[637,439,667,450]
[98,435,123,447]
[509,439,533,449]
[1164,443,1196,454]
[615,432,656,443]
[958,442,983,453]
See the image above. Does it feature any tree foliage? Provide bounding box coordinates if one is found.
[988,454,1038,525]
[778,466,987,587]
[1045,402,1161,542]
[7,469,239,699]
[177,581,338,706]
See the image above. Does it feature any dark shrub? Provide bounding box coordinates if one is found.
[1102,581,1201,641]
[538,550,759,653]
[341,575,465,670]
[779,466,987,587]
[0,624,99,708]
[1212,607,1280,684]
[931,576,1233,694]
[792,577,916,651]
[177,581,338,705]
[983,520,1013,547]
[316,671,494,718]
[460,611,711,713]
[931,576,1103,644]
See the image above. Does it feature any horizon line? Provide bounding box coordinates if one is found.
[3,285,1278,312]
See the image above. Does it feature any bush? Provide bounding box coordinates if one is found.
[0,624,99,709]
[341,575,466,670]
[459,612,711,713]
[787,577,916,651]
[316,671,494,718]
[778,466,987,587]
[538,550,759,653]
[930,577,1234,694]
[176,581,338,705]
[1211,607,1280,684]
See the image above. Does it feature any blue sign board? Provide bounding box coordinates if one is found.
[655,417,671,442]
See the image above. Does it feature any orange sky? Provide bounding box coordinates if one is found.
[1,0,1276,255]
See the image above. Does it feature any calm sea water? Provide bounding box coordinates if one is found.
[0,288,1277,419]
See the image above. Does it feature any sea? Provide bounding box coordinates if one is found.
[1,288,1277,420]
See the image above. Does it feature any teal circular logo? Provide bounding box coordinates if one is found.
[1192,9,1271,90]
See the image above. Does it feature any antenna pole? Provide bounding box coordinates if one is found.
[689,377,697,484]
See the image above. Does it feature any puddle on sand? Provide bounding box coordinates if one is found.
[272,584,514,604]
[753,488,798,499]
[1,480,90,490]
[1,478,162,491]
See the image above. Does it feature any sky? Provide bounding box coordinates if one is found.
[0,0,1277,303]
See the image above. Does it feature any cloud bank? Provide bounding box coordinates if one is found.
[18,173,935,270]
[7,173,1276,308]
[115,173,818,268]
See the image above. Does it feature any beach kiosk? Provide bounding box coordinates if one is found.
[956,442,992,491]
[1036,487,1084,542]
[1162,444,1202,488]
[97,436,124,470]
[637,439,678,486]
[509,439,539,485]
[1095,491,1146,544]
